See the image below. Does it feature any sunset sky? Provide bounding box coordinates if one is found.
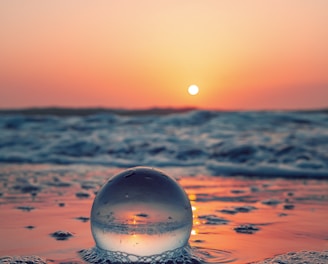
[1,1,327,110]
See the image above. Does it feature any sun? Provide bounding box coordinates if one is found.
[188,85,199,96]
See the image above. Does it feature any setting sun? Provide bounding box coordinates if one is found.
[188,85,199,96]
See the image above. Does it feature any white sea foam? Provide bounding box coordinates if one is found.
[0,110,327,178]
[252,250,328,264]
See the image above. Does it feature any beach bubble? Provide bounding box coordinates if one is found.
[90,167,193,259]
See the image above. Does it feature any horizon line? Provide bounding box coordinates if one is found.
[0,106,327,116]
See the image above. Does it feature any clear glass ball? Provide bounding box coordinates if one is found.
[90,167,193,256]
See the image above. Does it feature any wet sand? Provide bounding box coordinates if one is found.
[0,164,327,263]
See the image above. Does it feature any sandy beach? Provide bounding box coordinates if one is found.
[0,164,327,263]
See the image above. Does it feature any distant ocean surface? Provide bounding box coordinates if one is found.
[1,108,327,178]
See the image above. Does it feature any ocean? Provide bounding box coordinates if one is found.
[0,108,328,263]
[1,108,327,178]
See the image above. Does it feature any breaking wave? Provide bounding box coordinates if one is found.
[1,109,327,178]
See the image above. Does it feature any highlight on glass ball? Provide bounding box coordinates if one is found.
[84,167,193,263]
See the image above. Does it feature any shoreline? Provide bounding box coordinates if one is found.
[0,164,327,263]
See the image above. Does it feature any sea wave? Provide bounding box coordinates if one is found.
[0,109,327,178]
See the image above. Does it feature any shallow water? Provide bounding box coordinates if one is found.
[0,164,327,263]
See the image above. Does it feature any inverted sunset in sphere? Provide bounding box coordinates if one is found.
[89,167,193,260]
[188,85,199,96]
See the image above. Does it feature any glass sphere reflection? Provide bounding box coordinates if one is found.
[90,167,193,256]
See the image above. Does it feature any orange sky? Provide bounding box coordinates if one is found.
[0,1,327,110]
